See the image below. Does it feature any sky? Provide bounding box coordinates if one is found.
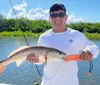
[0,0,100,23]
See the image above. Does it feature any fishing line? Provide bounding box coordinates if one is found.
[8,0,42,84]
[9,0,29,46]
[88,60,93,75]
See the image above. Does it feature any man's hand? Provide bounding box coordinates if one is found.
[26,53,39,63]
[80,51,93,61]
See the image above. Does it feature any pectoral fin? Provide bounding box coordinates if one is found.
[16,60,23,67]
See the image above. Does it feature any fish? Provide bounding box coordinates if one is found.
[0,46,80,74]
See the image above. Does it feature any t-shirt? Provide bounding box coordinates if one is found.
[37,28,99,85]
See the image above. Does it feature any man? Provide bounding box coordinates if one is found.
[27,3,99,85]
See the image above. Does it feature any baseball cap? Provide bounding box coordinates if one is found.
[49,3,66,13]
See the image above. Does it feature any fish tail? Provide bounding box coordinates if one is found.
[64,54,80,61]
[0,64,5,74]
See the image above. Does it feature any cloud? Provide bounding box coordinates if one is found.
[8,1,27,18]
[67,13,84,23]
[27,8,49,20]
[7,0,84,23]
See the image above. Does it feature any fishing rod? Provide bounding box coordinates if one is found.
[9,0,41,84]
[9,0,29,46]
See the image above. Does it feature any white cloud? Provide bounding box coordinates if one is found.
[8,1,27,18]
[27,8,49,20]
[7,0,84,23]
[67,13,84,23]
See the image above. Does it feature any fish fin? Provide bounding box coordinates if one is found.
[34,61,43,65]
[0,65,5,74]
[16,60,23,67]
[44,56,47,65]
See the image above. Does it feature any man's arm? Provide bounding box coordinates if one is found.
[78,32,99,61]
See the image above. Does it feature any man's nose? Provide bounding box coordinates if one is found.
[55,16,61,19]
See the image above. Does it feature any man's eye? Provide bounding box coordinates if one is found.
[59,13,65,17]
[50,14,57,17]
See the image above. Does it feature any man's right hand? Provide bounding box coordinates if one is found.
[26,53,39,63]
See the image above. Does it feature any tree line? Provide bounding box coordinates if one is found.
[0,13,100,33]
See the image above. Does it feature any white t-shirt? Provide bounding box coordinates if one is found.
[37,28,99,85]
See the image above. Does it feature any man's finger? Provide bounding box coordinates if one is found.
[87,54,92,61]
[80,51,93,61]
[80,51,86,60]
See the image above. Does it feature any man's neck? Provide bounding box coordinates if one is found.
[52,27,67,33]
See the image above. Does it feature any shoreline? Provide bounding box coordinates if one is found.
[0,31,100,39]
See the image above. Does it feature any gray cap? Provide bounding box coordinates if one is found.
[49,3,66,13]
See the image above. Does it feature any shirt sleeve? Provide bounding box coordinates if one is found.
[83,40,99,58]
[37,35,43,46]
[37,35,47,46]
[77,32,99,58]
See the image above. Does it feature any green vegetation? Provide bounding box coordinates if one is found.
[84,33,100,39]
[0,31,99,39]
[0,31,42,38]
[0,13,100,39]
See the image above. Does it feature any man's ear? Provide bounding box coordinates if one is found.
[64,15,68,22]
[48,16,51,23]
[65,15,68,20]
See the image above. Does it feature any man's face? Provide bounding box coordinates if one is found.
[49,10,68,27]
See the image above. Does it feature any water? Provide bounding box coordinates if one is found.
[0,36,100,85]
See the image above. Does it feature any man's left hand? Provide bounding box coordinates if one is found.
[80,50,93,61]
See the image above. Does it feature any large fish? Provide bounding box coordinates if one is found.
[0,46,80,74]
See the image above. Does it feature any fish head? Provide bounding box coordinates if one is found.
[56,50,66,59]
[58,50,66,56]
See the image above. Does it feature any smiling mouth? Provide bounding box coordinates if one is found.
[54,21,62,24]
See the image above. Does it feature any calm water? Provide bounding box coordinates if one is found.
[0,36,100,85]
